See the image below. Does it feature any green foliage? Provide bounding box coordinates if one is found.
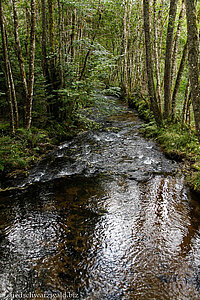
[16,127,48,148]
[0,136,27,172]
[0,128,50,174]
[102,86,121,97]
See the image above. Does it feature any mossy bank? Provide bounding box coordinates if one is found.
[128,91,200,194]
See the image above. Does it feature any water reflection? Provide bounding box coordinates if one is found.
[1,172,200,299]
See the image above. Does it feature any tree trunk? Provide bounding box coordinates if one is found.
[48,0,55,81]
[153,0,161,110]
[26,0,36,130]
[25,3,29,57]
[123,0,128,97]
[0,0,15,134]
[171,40,188,119]
[8,61,19,128]
[185,0,200,143]
[70,10,76,62]
[181,77,190,126]
[163,0,178,118]
[171,0,185,91]
[12,0,28,125]
[41,0,48,78]
[143,0,162,125]
[57,0,64,87]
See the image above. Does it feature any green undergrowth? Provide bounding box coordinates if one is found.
[0,127,53,180]
[129,91,200,193]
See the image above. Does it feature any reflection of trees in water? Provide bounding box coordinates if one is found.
[32,176,106,296]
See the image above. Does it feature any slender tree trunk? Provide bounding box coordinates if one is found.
[158,0,167,67]
[26,0,36,130]
[48,0,55,80]
[0,0,15,134]
[25,4,29,57]
[127,0,133,91]
[57,0,64,87]
[123,0,128,97]
[153,0,161,110]
[8,61,19,128]
[133,2,143,89]
[181,77,190,126]
[41,0,48,78]
[12,0,28,125]
[186,92,191,125]
[185,0,200,143]
[171,0,185,90]
[143,0,162,125]
[171,40,188,119]
[70,10,76,62]
[163,0,178,118]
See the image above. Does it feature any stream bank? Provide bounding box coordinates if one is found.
[128,92,200,194]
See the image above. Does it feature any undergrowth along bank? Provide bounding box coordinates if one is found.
[0,92,121,189]
[128,91,200,193]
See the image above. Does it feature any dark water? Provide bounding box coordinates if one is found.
[1,97,200,299]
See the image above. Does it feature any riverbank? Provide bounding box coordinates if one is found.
[0,123,78,189]
[128,92,200,193]
[0,94,121,190]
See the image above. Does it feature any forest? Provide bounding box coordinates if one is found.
[0,0,200,191]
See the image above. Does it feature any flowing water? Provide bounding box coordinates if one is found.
[0,96,200,299]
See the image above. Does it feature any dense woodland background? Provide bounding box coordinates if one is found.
[0,0,200,190]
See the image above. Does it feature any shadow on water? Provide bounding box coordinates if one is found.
[1,96,200,299]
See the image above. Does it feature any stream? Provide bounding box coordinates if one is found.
[0,96,200,299]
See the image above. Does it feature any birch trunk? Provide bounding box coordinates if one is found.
[123,0,128,97]
[171,0,185,91]
[57,0,64,87]
[171,40,188,119]
[143,0,162,125]
[163,0,178,118]
[12,0,28,125]
[26,0,36,130]
[153,0,161,110]
[8,61,19,128]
